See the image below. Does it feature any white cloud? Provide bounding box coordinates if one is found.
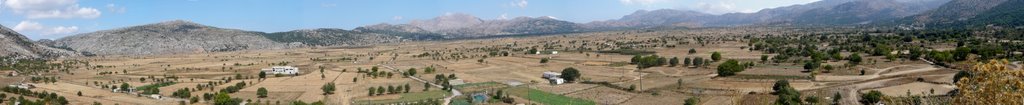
[392,16,403,20]
[106,4,126,14]
[46,26,78,35]
[620,0,668,6]
[509,0,528,8]
[13,21,44,32]
[4,0,102,19]
[695,1,738,14]
[498,13,509,20]
[11,20,79,35]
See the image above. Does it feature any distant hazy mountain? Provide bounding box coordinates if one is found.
[408,13,485,32]
[402,13,581,37]
[900,0,1022,27]
[353,23,446,40]
[54,20,288,55]
[264,28,403,46]
[585,0,950,27]
[584,9,712,28]
[0,25,78,59]
[963,0,1024,27]
[791,0,950,25]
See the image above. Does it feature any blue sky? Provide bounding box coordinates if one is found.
[1,0,820,40]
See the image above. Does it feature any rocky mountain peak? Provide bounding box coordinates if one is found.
[409,13,485,32]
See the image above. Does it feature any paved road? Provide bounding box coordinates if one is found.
[377,63,462,105]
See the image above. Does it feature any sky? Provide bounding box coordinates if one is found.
[1,0,821,40]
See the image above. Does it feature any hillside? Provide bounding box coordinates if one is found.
[264,28,403,46]
[961,0,1024,27]
[902,0,1010,27]
[0,25,78,59]
[403,13,581,37]
[54,20,288,55]
[791,0,949,25]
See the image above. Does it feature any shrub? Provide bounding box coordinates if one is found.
[716,60,744,76]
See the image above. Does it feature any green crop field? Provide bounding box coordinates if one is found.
[506,87,595,105]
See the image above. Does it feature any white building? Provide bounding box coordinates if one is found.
[7,83,33,89]
[261,66,300,75]
[542,72,565,85]
[548,77,565,85]
[112,87,136,93]
[448,79,466,86]
[542,72,561,79]
[535,50,559,55]
[149,94,162,100]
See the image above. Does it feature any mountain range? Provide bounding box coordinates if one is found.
[3,0,1022,57]
[0,25,78,59]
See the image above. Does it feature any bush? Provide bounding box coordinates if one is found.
[684,97,700,105]
[711,52,722,61]
[669,57,679,67]
[860,90,884,105]
[848,53,863,65]
[257,87,268,98]
[774,79,802,105]
[716,60,744,76]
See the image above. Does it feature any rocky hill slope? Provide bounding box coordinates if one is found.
[0,25,77,59]
[53,20,288,55]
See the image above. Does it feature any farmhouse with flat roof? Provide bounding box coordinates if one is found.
[261,66,300,75]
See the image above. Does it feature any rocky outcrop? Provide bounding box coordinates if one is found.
[0,25,78,59]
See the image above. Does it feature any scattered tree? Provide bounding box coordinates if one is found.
[669,57,680,67]
[711,52,722,61]
[860,90,884,105]
[258,71,267,80]
[716,60,744,76]
[560,67,581,82]
[321,82,336,95]
[257,87,268,98]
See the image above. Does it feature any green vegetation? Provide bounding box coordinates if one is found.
[632,55,668,69]
[171,88,191,98]
[716,60,745,76]
[860,90,885,105]
[322,82,336,95]
[2,86,71,105]
[506,87,595,105]
[684,97,700,105]
[257,87,268,98]
[669,57,680,67]
[773,80,802,105]
[213,92,242,105]
[560,67,581,82]
[711,52,722,61]
[136,82,176,94]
